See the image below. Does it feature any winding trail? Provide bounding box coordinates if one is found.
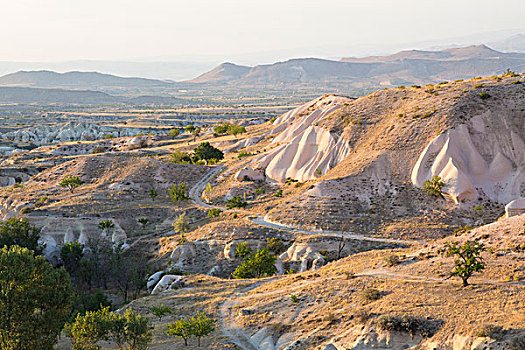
[189,165,417,245]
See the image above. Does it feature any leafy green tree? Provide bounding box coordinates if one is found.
[169,183,189,201]
[65,307,109,350]
[191,313,216,346]
[61,241,84,275]
[266,237,284,255]
[232,247,277,279]
[165,317,192,346]
[59,175,84,193]
[66,307,151,350]
[0,245,74,350]
[98,220,114,231]
[151,303,172,321]
[110,245,149,302]
[423,175,445,198]
[192,142,224,164]
[184,125,200,142]
[0,217,42,254]
[444,240,487,286]
[235,242,252,259]
[168,128,181,138]
[73,291,112,317]
[226,196,247,209]
[229,124,246,138]
[173,212,189,234]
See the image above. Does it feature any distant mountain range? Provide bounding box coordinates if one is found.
[0,42,524,104]
[0,86,188,105]
[0,70,173,90]
[189,45,525,88]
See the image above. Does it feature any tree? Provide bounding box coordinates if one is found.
[0,217,42,254]
[192,142,224,164]
[168,128,181,138]
[173,212,189,234]
[59,175,84,193]
[165,318,192,346]
[137,218,149,231]
[165,314,216,347]
[0,245,74,350]
[169,183,189,201]
[191,313,216,347]
[229,124,246,138]
[66,307,151,350]
[61,241,84,275]
[444,240,487,286]
[184,125,200,142]
[65,307,109,350]
[151,303,172,321]
[423,175,445,198]
[232,247,277,279]
[110,245,149,302]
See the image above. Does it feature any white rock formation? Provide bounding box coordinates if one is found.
[505,198,525,217]
[279,242,325,273]
[248,95,353,183]
[2,121,161,146]
[412,121,524,204]
[150,275,185,295]
[234,166,265,182]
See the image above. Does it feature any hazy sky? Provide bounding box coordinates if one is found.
[1,0,524,62]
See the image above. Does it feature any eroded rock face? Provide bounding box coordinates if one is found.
[150,275,185,295]
[249,95,353,183]
[505,198,525,217]
[412,121,525,204]
[32,216,128,263]
[2,121,162,146]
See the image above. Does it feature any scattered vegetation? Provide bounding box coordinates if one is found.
[207,208,222,217]
[226,196,247,209]
[479,92,491,100]
[376,315,439,337]
[362,288,382,302]
[151,303,172,321]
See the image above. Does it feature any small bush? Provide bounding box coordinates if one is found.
[226,196,247,209]
[423,175,445,198]
[362,288,381,302]
[377,315,439,337]
[235,242,252,259]
[273,189,283,197]
[207,208,222,217]
[383,254,400,267]
[475,324,504,340]
[91,146,106,154]
[479,92,491,100]
[266,237,284,254]
[238,151,253,158]
[290,294,300,303]
[169,183,189,201]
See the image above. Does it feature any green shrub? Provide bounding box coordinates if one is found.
[376,315,439,337]
[91,146,106,154]
[232,247,277,279]
[475,324,504,340]
[238,151,253,158]
[151,303,172,321]
[255,187,265,195]
[169,183,189,201]
[266,237,284,254]
[362,288,381,302]
[479,92,491,99]
[169,150,192,164]
[422,175,445,198]
[149,188,158,200]
[59,175,84,193]
[172,212,189,234]
[290,294,300,303]
[273,189,283,197]
[383,254,400,267]
[168,128,181,138]
[207,208,222,217]
[226,196,247,209]
[235,242,252,259]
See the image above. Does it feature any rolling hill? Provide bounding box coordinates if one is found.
[0,70,174,90]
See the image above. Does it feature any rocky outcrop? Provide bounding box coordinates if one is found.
[150,275,185,295]
[245,95,353,183]
[412,117,525,204]
[505,198,525,217]
[2,121,164,145]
